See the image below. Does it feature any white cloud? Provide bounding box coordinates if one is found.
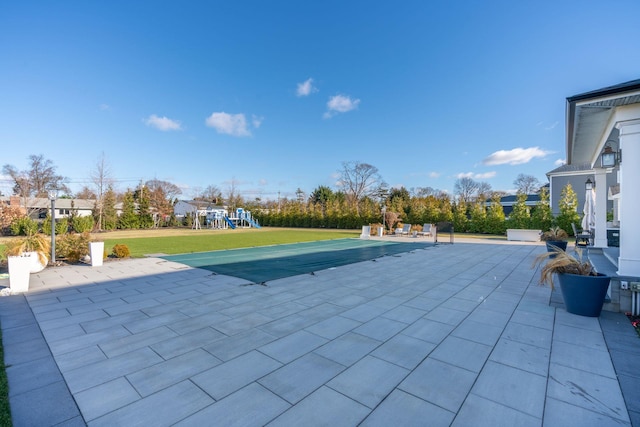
[296,78,317,97]
[475,171,496,179]
[252,115,264,129]
[144,114,182,131]
[205,112,251,137]
[99,104,110,111]
[545,121,559,130]
[429,172,440,178]
[323,94,360,118]
[456,171,496,179]
[482,147,551,166]
[258,179,268,186]
[554,158,566,166]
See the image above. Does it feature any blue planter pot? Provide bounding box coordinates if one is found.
[546,241,568,252]
[557,272,610,317]
[546,241,568,258]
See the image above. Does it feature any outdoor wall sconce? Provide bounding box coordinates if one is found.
[585,178,594,191]
[601,143,621,168]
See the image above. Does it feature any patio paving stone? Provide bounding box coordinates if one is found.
[191,350,282,400]
[2,240,637,427]
[258,352,345,404]
[370,333,436,369]
[327,355,408,408]
[267,386,369,427]
[399,358,476,413]
[89,380,213,427]
[361,389,454,427]
[313,331,381,366]
[470,360,546,418]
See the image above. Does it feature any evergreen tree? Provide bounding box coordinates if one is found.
[556,183,580,234]
[531,186,553,231]
[508,193,531,229]
[118,190,139,229]
[101,185,118,230]
[452,201,469,232]
[468,201,486,233]
[485,194,506,234]
[137,186,154,229]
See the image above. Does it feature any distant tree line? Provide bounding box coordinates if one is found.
[1,155,582,236]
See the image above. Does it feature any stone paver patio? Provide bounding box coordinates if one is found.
[1,240,638,426]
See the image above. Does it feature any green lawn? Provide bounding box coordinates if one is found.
[102,228,360,257]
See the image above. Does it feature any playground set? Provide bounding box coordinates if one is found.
[192,207,261,230]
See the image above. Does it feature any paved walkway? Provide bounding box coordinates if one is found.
[1,241,638,426]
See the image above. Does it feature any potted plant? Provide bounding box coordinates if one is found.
[541,226,569,254]
[3,232,50,273]
[533,249,610,317]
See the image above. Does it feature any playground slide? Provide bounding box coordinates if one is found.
[224,216,236,229]
[247,218,261,229]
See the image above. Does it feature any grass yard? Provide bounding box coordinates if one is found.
[100,227,360,257]
[0,228,360,260]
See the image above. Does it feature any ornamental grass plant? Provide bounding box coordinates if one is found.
[533,248,595,290]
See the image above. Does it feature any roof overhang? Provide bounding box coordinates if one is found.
[566,79,640,166]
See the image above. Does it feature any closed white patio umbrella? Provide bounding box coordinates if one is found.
[581,187,596,232]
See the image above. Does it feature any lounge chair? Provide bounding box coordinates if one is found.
[360,225,371,239]
[571,223,591,247]
[395,224,411,236]
[417,223,434,237]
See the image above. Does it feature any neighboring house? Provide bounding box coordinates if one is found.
[546,163,615,216]
[560,78,640,278]
[0,196,96,220]
[485,194,541,217]
[174,200,226,218]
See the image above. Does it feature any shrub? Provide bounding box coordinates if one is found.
[72,215,95,233]
[0,205,24,235]
[112,244,131,258]
[56,218,69,235]
[9,216,38,236]
[56,232,91,263]
[42,216,68,235]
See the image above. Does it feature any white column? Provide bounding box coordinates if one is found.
[616,119,640,276]
[593,168,608,248]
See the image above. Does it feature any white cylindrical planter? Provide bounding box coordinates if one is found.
[25,251,46,273]
[8,255,31,292]
[89,242,104,267]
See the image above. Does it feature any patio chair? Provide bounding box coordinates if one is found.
[417,223,434,237]
[571,223,591,247]
[360,225,371,239]
[395,224,411,236]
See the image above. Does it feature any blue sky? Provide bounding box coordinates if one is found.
[2,1,640,201]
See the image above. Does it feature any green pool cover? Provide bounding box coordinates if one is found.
[161,238,432,283]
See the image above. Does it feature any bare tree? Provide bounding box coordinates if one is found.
[3,154,69,198]
[476,182,493,202]
[202,185,222,203]
[513,173,540,194]
[337,161,384,214]
[454,177,479,205]
[414,186,438,198]
[145,179,182,216]
[3,155,69,217]
[76,186,97,199]
[224,177,244,212]
[90,152,113,231]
